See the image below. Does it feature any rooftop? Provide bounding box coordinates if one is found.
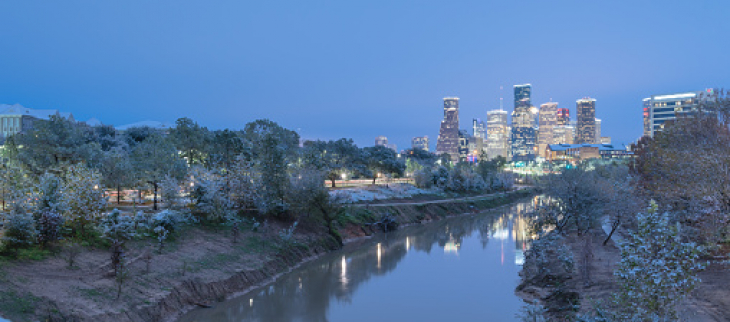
[547,143,626,152]
[652,92,697,101]
[0,103,73,119]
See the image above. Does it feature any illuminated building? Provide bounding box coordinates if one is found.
[553,125,574,145]
[0,104,75,142]
[537,102,558,157]
[557,107,570,126]
[545,143,633,162]
[645,91,713,137]
[411,136,429,151]
[436,97,460,162]
[458,129,469,162]
[595,118,602,141]
[472,118,486,157]
[576,97,596,144]
[643,98,651,137]
[600,136,611,144]
[487,109,510,160]
[511,84,537,161]
[375,136,396,151]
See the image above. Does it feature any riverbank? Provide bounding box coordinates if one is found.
[0,187,534,322]
[516,227,730,321]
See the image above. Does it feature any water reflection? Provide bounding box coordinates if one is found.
[179,200,536,322]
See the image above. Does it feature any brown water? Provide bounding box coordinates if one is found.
[178,199,536,322]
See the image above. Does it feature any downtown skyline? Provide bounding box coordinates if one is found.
[1,1,729,151]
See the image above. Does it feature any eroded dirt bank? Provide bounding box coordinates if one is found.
[0,189,533,322]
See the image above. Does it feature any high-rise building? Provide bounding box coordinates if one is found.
[411,136,429,151]
[472,118,486,156]
[553,125,574,145]
[436,97,460,162]
[576,98,596,144]
[374,136,396,151]
[595,118,602,141]
[511,84,537,161]
[537,102,558,157]
[642,98,651,137]
[458,130,469,162]
[645,91,708,137]
[557,108,570,126]
[487,109,510,160]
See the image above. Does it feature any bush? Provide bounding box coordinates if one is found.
[1,212,38,255]
[413,168,433,189]
[37,210,63,248]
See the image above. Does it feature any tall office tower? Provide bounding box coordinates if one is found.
[411,136,429,151]
[487,109,510,160]
[473,118,486,156]
[576,97,596,144]
[595,118,602,141]
[557,108,570,126]
[436,97,460,162]
[375,136,388,146]
[537,102,558,157]
[553,125,574,145]
[511,84,537,161]
[458,130,470,162]
[646,91,708,137]
[642,98,651,137]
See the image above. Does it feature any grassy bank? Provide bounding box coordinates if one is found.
[0,188,535,322]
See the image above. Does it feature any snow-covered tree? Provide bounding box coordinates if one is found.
[1,211,37,255]
[363,145,405,184]
[100,148,134,204]
[131,133,187,210]
[613,201,705,321]
[242,119,299,216]
[190,167,234,222]
[59,165,107,238]
[101,209,136,275]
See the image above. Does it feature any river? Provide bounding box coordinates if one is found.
[178,198,536,322]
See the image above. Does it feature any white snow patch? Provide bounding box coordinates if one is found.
[330,183,439,203]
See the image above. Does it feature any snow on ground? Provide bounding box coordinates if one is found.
[330,183,439,203]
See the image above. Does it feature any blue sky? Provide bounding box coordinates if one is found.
[1,1,728,150]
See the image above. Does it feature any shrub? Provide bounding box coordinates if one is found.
[1,212,38,255]
[37,210,63,248]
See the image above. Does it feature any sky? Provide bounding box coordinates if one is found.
[1,1,729,150]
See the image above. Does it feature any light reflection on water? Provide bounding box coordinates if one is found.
[179,200,536,322]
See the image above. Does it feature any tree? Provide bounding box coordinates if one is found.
[302,138,367,188]
[363,145,405,184]
[169,117,210,166]
[131,134,187,210]
[7,115,102,174]
[100,148,134,204]
[59,165,107,239]
[535,167,603,235]
[242,119,299,216]
[287,167,346,245]
[613,201,705,321]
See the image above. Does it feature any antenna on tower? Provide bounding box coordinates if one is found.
[499,86,504,111]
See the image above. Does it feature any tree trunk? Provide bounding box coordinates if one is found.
[117,185,121,204]
[330,179,336,188]
[153,182,158,211]
[372,176,376,185]
[603,219,620,246]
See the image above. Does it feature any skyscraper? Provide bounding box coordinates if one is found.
[436,97,460,162]
[487,109,509,160]
[553,125,574,145]
[511,84,537,161]
[595,118,602,141]
[576,97,596,144]
[472,118,486,157]
[411,136,429,151]
[557,108,570,126]
[537,102,558,157]
[642,98,651,137]
[375,136,388,146]
[458,129,469,162]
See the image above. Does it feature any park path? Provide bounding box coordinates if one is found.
[352,186,529,208]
